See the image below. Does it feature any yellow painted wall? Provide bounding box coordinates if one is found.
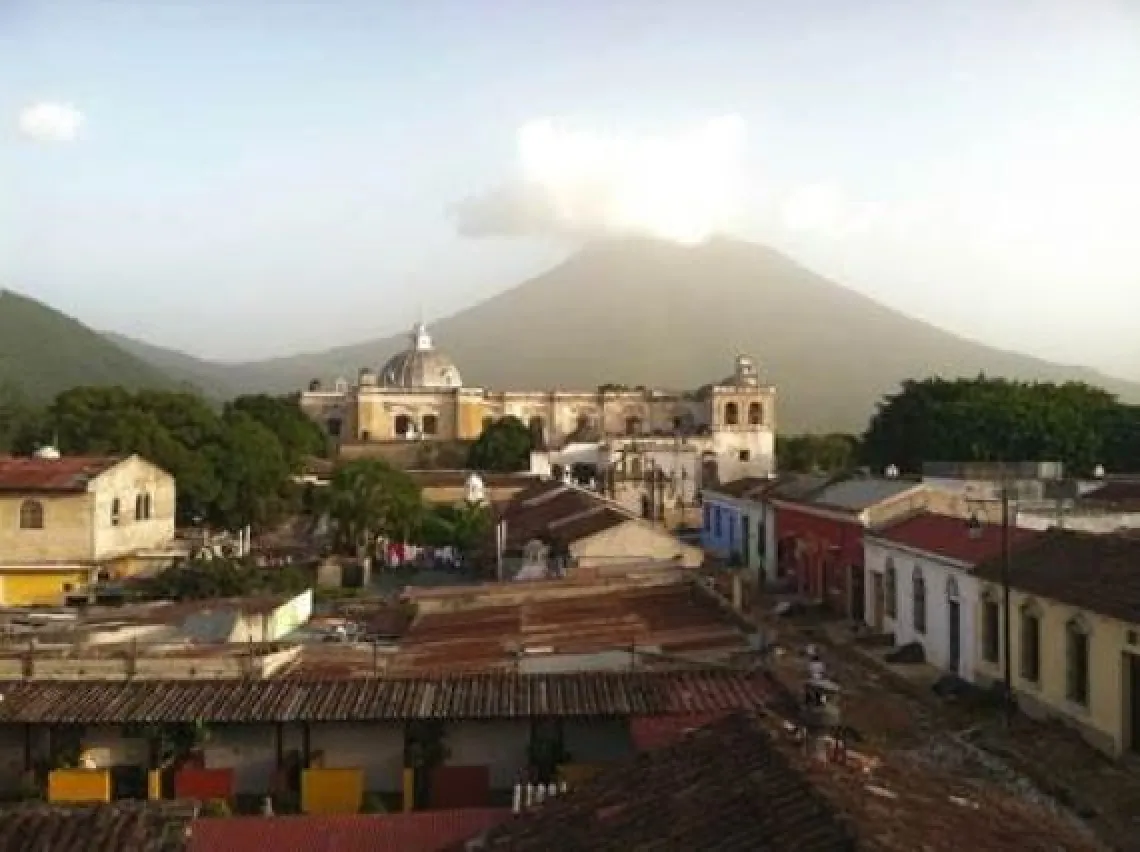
[301,767,364,814]
[457,399,487,440]
[0,570,90,606]
[975,582,1136,756]
[48,769,111,803]
[355,397,390,441]
[0,494,95,564]
[402,767,414,812]
[148,769,163,801]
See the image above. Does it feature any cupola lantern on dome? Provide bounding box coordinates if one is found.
[380,321,463,389]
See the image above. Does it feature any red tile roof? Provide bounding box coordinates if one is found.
[188,810,510,852]
[870,511,1041,565]
[0,455,123,493]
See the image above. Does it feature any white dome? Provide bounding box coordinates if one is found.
[34,446,61,460]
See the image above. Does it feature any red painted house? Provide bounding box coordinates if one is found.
[771,475,928,618]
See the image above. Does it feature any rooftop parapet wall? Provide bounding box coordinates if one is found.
[0,644,301,680]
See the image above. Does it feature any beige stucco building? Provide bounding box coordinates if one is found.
[300,321,777,485]
[0,451,177,606]
[972,529,1140,758]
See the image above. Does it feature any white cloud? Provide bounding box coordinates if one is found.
[17,102,84,143]
[454,115,748,244]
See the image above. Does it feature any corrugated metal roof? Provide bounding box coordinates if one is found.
[0,455,124,493]
[389,583,750,674]
[0,671,769,725]
[809,477,919,512]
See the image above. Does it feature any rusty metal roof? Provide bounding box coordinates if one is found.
[389,583,751,674]
[0,455,124,493]
[0,670,768,725]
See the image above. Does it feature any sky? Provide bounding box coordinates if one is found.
[2,0,1139,373]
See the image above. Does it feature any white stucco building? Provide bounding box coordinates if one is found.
[863,512,1040,681]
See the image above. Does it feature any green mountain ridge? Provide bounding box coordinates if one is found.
[0,290,186,402]
[8,238,1140,431]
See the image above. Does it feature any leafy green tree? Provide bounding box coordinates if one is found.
[143,557,310,600]
[777,433,859,473]
[418,502,491,555]
[0,381,44,453]
[225,393,327,466]
[15,386,307,530]
[861,376,1121,475]
[326,458,423,555]
[212,411,294,530]
[467,416,533,472]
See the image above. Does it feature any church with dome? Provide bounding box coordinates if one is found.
[300,321,777,484]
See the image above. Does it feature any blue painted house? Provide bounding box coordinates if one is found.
[700,477,775,582]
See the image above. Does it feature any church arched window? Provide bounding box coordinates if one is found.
[724,402,739,426]
[748,402,763,425]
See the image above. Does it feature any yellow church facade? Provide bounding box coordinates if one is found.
[299,322,777,474]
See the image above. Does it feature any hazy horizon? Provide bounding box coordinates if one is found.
[3,1,1138,375]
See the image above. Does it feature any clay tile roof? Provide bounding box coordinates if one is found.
[188,810,511,852]
[0,671,769,725]
[0,455,124,493]
[478,713,1101,851]
[479,712,858,851]
[974,529,1140,623]
[0,801,194,852]
[870,512,1042,566]
[495,482,634,550]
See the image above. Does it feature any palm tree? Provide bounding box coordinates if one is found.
[326,459,423,556]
